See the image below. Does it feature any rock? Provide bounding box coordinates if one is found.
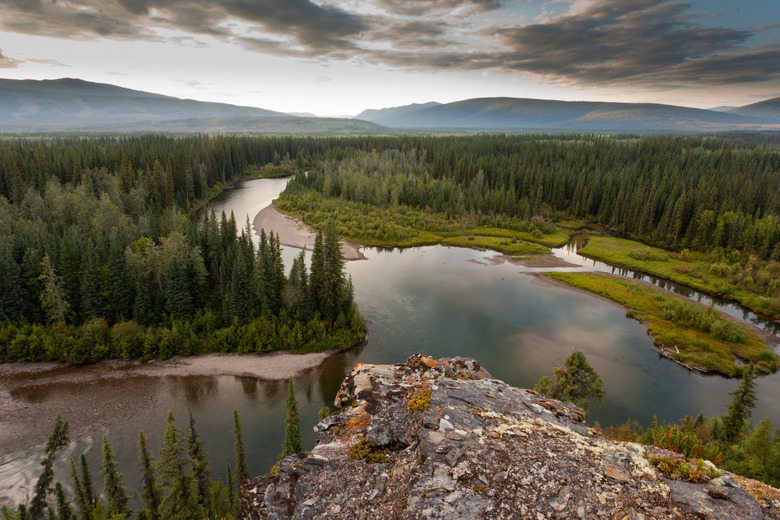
[241,355,780,520]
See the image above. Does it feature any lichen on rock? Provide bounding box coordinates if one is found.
[241,355,780,519]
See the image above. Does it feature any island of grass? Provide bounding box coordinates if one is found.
[577,236,780,321]
[546,272,779,377]
[275,191,569,256]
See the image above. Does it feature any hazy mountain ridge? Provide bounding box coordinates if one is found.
[728,97,780,122]
[358,96,780,131]
[0,78,384,134]
[1,78,778,132]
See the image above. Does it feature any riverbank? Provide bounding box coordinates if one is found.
[538,272,779,376]
[0,351,335,448]
[253,204,366,260]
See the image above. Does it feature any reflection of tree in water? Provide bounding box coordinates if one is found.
[262,379,282,400]
[240,377,258,399]
[172,376,218,404]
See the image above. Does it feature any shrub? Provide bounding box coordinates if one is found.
[349,439,390,463]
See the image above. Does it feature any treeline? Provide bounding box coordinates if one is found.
[1,409,258,520]
[599,364,780,488]
[281,136,780,261]
[0,134,363,362]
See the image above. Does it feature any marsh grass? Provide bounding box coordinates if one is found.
[546,272,778,377]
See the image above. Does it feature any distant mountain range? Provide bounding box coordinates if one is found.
[0,78,778,133]
[0,78,383,134]
[355,97,780,131]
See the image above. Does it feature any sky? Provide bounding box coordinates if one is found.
[0,0,779,116]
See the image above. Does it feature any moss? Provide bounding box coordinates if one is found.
[408,388,432,411]
[349,439,390,463]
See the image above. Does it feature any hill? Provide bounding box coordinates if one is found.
[729,97,780,122]
[0,78,384,133]
[357,97,778,131]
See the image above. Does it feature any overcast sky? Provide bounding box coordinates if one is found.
[1,0,778,116]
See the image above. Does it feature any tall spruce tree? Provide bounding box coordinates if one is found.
[30,415,69,520]
[279,379,302,459]
[68,455,95,520]
[53,482,74,520]
[138,430,161,520]
[232,410,250,483]
[156,411,203,520]
[38,253,71,324]
[186,412,212,514]
[165,258,194,319]
[101,435,130,519]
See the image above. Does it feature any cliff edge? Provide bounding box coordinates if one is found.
[241,355,780,519]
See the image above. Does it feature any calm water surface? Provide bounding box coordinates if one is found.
[3,178,779,507]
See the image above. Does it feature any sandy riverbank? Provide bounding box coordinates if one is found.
[253,204,366,261]
[0,351,335,449]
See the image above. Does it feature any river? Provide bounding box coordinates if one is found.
[2,177,779,508]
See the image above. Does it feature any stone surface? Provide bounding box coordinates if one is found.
[241,355,780,520]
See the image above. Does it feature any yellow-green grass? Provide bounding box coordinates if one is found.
[546,272,778,377]
[441,235,549,256]
[276,192,564,254]
[578,236,780,320]
[461,227,570,248]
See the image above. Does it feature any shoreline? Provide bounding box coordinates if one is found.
[0,351,337,449]
[533,272,780,373]
[253,203,366,261]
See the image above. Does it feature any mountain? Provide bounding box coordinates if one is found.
[728,97,780,122]
[356,97,778,131]
[0,78,384,133]
[353,101,441,123]
[242,354,780,519]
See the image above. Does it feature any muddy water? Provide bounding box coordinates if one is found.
[3,178,780,508]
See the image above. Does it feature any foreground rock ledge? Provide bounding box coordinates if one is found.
[241,355,780,519]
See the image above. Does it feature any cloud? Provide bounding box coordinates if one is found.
[374,0,501,16]
[0,0,778,88]
[0,49,20,68]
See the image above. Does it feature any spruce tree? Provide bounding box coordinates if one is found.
[535,349,605,415]
[54,482,74,520]
[156,411,203,520]
[30,415,69,520]
[722,363,758,443]
[165,258,194,319]
[101,435,130,519]
[38,253,71,324]
[138,430,161,520]
[186,412,212,514]
[232,410,250,483]
[279,379,302,459]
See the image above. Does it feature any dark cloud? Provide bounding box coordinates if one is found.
[365,19,451,50]
[0,49,20,68]
[647,45,780,85]
[0,0,777,88]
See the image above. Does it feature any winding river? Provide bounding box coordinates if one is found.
[2,177,779,507]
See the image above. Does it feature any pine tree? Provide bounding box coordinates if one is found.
[722,364,758,443]
[101,435,130,519]
[279,379,302,459]
[138,430,161,520]
[156,411,203,520]
[535,349,605,415]
[68,456,94,520]
[232,409,250,483]
[30,415,70,520]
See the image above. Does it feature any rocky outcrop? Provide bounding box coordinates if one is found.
[241,355,780,519]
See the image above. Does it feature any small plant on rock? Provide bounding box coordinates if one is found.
[349,439,390,463]
[408,388,432,411]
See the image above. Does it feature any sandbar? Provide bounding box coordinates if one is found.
[253,204,366,260]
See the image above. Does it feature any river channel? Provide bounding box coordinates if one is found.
[2,177,779,507]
